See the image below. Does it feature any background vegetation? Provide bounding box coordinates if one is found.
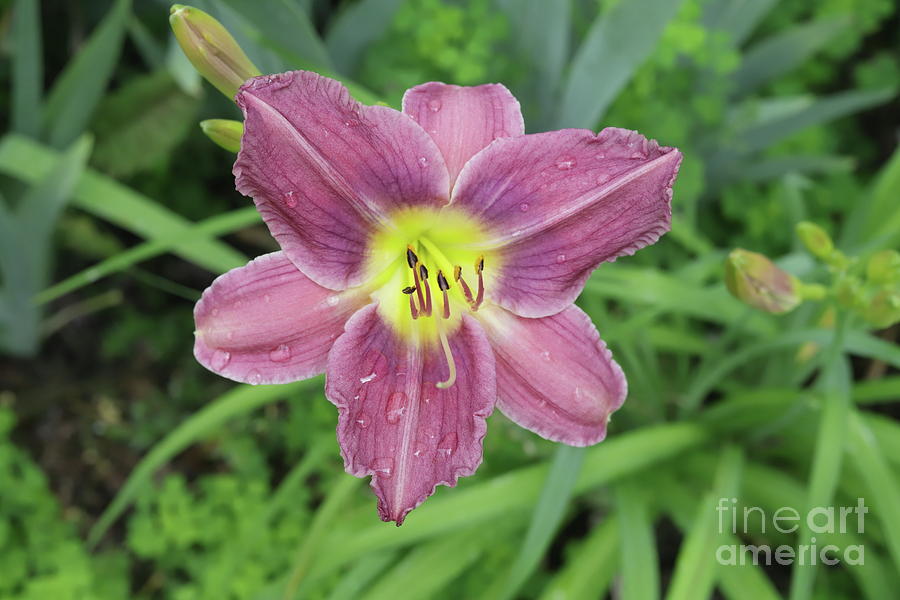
[1,0,898,598]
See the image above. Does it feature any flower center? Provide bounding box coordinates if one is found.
[364,207,497,387]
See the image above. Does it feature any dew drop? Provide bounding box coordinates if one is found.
[263,294,271,304]
[372,457,394,476]
[355,412,370,428]
[211,308,220,317]
[326,295,340,307]
[385,392,406,424]
[555,156,576,170]
[595,173,611,185]
[269,344,291,362]
[417,156,429,168]
[436,432,458,458]
[360,372,377,384]
[282,191,297,208]
[596,152,606,160]
[210,350,231,370]
[413,442,429,458]
[556,253,567,264]
[518,202,529,212]
[247,369,263,385]
[540,350,552,360]
[427,99,442,112]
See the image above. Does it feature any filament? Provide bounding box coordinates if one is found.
[435,327,457,389]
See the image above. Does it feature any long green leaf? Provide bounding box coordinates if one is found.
[854,376,900,404]
[0,134,246,274]
[11,0,43,137]
[702,0,777,46]
[87,381,314,547]
[325,0,403,76]
[732,18,848,97]
[492,445,586,600]
[537,518,619,600]
[616,481,659,600]
[42,0,131,148]
[556,0,683,129]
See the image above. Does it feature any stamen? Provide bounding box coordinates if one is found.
[401,286,416,294]
[454,265,475,306]
[420,265,433,317]
[436,271,451,319]
[402,286,419,319]
[435,327,457,389]
[406,246,418,268]
[473,255,484,310]
[410,248,426,311]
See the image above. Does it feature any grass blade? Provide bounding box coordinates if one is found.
[537,517,619,600]
[0,134,246,274]
[557,0,683,129]
[325,0,403,76]
[42,0,131,148]
[11,0,43,137]
[702,0,777,46]
[492,445,586,600]
[616,480,659,600]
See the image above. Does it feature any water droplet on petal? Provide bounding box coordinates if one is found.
[210,350,231,370]
[360,372,377,384]
[372,457,394,476]
[355,412,370,428]
[413,442,428,458]
[247,369,263,385]
[269,344,291,362]
[386,392,406,424]
[427,99,442,112]
[595,173,611,185]
[556,156,576,170]
[326,295,340,307]
[436,432,458,458]
[211,308,220,317]
[519,202,529,212]
[418,156,429,168]
[282,191,297,208]
[596,152,606,160]
[541,350,552,360]
[556,253,567,264]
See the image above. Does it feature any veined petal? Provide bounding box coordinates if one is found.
[325,304,496,524]
[194,252,366,385]
[478,304,626,446]
[403,82,524,187]
[453,127,681,318]
[235,71,451,290]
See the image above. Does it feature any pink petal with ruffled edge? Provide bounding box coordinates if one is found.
[453,127,681,318]
[402,82,524,187]
[325,304,496,525]
[194,252,366,385]
[235,71,451,290]
[478,304,626,446]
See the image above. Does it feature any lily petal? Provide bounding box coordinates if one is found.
[235,71,451,290]
[194,252,365,385]
[326,304,496,524]
[453,127,681,318]
[478,304,626,446]
[403,82,524,187]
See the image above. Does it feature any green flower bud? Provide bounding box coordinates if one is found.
[199,119,243,153]
[169,5,261,99]
[796,222,834,260]
[866,249,900,284]
[725,249,801,314]
[863,290,900,328]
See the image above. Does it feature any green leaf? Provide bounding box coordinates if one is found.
[853,376,900,404]
[702,0,777,46]
[491,445,586,600]
[87,381,314,547]
[732,18,849,97]
[843,146,900,252]
[741,155,854,183]
[616,481,659,600]
[325,0,404,76]
[36,207,260,305]
[42,0,131,148]
[537,518,619,600]
[557,0,683,129]
[91,71,200,177]
[11,0,43,137]
[496,0,570,129]
[845,330,900,369]
[0,134,246,274]
[325,552,399,600]
[739,88,897,153]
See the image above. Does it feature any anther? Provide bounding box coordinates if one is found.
[406,246,418,268]
[418,264,429,280]
[401,286,416,295]
[437,270,451,319]
[473,255,484,310]
[454,265,475,306]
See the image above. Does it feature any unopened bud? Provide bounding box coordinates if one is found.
[796,222,834,260]
[866,249,900,284]
[170,5,260,99]
[199,119,243,153]
[725,249,801,314]
[864,290,900,328]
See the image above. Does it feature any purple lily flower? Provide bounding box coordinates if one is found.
[194,71,681,524]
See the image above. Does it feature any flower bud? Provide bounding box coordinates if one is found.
[863,290,900,328]
[796,222,834,260]
[169,4,260,99]
[725,249,801,314]
[866,249,900,284]
[199,119,243,153]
